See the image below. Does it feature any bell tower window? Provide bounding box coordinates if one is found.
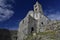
[35,8,37,11]
[35,5,37,8]
[35,8,38,13]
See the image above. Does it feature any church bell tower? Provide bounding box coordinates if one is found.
[33,1,43,19]
[34,1,43,13]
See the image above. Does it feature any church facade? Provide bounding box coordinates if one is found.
[17,1,58,40]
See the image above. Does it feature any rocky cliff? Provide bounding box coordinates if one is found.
[24,21,60,40]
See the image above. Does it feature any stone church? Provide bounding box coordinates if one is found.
[17,1,59,40]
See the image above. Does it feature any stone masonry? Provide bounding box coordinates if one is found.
[17,1,60,40]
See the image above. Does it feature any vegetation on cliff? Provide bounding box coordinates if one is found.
[24,30,60,40]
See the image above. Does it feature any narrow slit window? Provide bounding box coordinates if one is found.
[23,20,24,23]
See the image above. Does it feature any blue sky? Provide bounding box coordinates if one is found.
[0,0,60,30]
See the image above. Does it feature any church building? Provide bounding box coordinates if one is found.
[17,1,50,40]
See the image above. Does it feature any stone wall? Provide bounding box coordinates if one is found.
[28,15,37,34]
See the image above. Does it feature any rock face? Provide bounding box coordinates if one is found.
[0,29,17,40]
[0,29,11,40]
[10,30,17,40]
[17,1,60,40]
[24,30,60,40]
[24,21,60,40]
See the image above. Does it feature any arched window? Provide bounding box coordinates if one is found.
[31,27,34,33]
[41,22,43,25]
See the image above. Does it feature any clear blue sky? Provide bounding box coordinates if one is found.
[0,0,60,30]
